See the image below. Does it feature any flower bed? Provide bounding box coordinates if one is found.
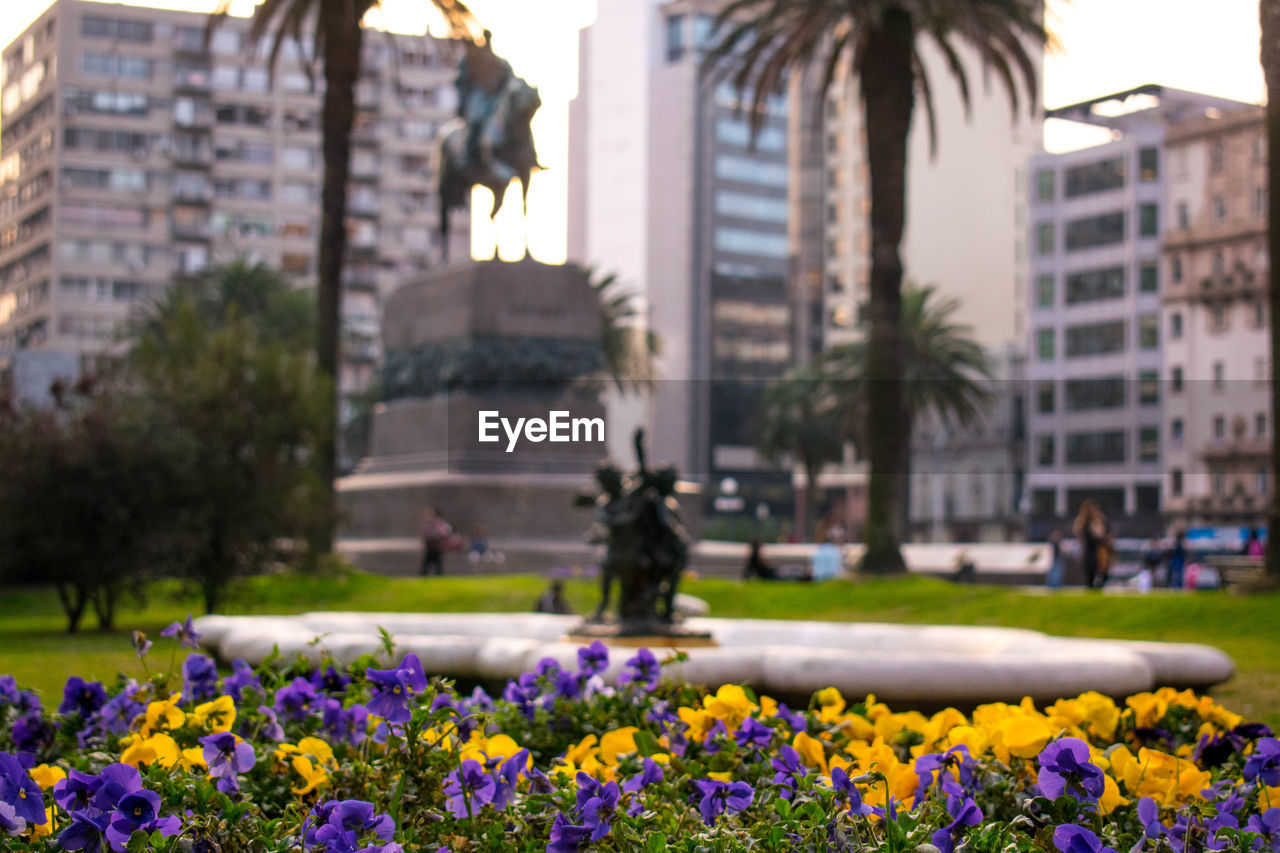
[0,619,1277,852]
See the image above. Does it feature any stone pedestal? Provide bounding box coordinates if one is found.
[338,260,611,566]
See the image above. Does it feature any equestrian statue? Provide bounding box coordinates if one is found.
[437,29,542,259]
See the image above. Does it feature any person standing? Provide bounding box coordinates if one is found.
[1168,530,1187,589]
[1073,500,1110,590]
[420,506,452,577]
[1046,528,1064,589]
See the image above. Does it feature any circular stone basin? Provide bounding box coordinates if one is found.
[192,613,1234,707]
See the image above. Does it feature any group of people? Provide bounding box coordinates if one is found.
[418,507,504,576]
[1047,499,1267,590]
[741,511,849,582]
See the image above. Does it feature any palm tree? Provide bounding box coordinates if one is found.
[822,285,993,538]
[206,0,478,551]
[592,271,662,393]
[753,364,845,538]
[704,0,1042,572]
[1262,0,1280,580]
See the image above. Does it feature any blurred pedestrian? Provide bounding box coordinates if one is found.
[534,579,573,614]
[420,506,452,577]
[1243,526,1266,559]
[1073,499,1110,589]
[1168,530,1187,589]
[1046,528,1064,589]
[743,538,778,580]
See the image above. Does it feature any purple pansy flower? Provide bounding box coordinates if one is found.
[579,779,619,841]
[200,732,256,793]
[623,758,665,794]
[0,751,46,825]
[0,677,18,705]
[1246,738,1280,787]
[222,659,262,702]
[57,810,110,851]
[160,615,201,650]
[274,677,319,722]
[619,648,660,689]
[691,778,754,826]
[735,716,774,750]
[312,665,352,696]
[313,800,394,853]
[59,677,109,718]
[91,764,142,812]
[53,769,103,813]
[365,655,427,724]
[322,699,368,746]
[182,654,219,702]
[104,789,181,851]
[1247,808,1280,853]
[1038,737,1106,801]
[130,631,152,659]
[831,766,874,816]
[771,744,808,798]
[546,811,592,853]
[931,795,983,853]
[577,641,609,677]
[443,760,496,818]
[1053,824,1118,853]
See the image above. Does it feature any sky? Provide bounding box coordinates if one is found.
[0,0,1268,262]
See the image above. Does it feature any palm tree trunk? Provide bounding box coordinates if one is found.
[805,458,822,540]
[313,12,364,553]
[856,9,914,573]
[1263,0,1280,580]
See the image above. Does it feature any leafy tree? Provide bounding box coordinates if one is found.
[1264,0,1280,581]
[823,285,993,532]
[0,379,183,632]
[131,264,333,613]
[593,271,661,393]
[206,0,479,550]
[705,0,1043,572]
[753,365,845,538]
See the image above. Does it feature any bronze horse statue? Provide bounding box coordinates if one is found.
[436,73,542,260]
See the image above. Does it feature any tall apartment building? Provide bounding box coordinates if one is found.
[568,0,794,514]
[0,0,467,405]
[1025,86,1247,537]
[1162,105,1271,528]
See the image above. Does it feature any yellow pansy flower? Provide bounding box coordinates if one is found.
[29,765,65,790]
[1098,773,1128,815]
[677,707,717,742]
[29,807,55,840]
[993,714,1053,760]
[706,771,733,782]
[599,728,639,765]
[793,731,828,773]
[140,695,185,737]
[1125,693,1169,729]
[815,688,847,722]
[703,684,756,730]
[189,696,236,734]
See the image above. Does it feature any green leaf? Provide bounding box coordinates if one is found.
[633,730,662,757]
[646,832,668,853]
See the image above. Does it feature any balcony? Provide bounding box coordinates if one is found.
[1187,492,1265,518]
[172,184,213,205]
[172,146,213,167]
[1202,437,1270,461]
[171,220,212,241]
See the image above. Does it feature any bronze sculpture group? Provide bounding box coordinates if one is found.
[581,429,693,635]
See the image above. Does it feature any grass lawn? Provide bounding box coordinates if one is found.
[2,573,1277,727]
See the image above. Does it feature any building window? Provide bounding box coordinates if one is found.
[1037,328,1055,361]
[1064,320,1125,358]
[1035,274,1055,308]
[1031,488,1057,516]
[1139,370,1159,405]
[1172,366,1184,393]
[1172,256,1183,283]
[1138,426,1159,463]
[714,155,788,187]
[1213,361,1225,389]
[713,227,789,259]
[1139,262,1158,293]
[1211,305,1228,333]
[1255,301,1266,328]
[1170,312,1183,339]
[1036,169,1055,200]
[1256,187,1267,217]
[1138,203,1158,237]
[1212,196,1228,224]
[1212,139,1225,172]
[1257,412,1268,437]
[1064,157,1124,197]
[1036,222,1055,255]
[1136,484,1161,513]
[1138,314,1158,349]
[1214,415,1226,440]
[1065,267,1124,304]
[1065,430,1126,465]
[1213,473,1226,496]
[665,13,686,62]
[1138,147,1158,181]
[1036,434,1056,467]
[1064,376,1125,411]
[1171,468,1183,497]
[1037,381,1055,414]
[1176,201,1189,229]
[1258,467,1269,496]
[1171,418,1184,444]
[1065,211,1125,251]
